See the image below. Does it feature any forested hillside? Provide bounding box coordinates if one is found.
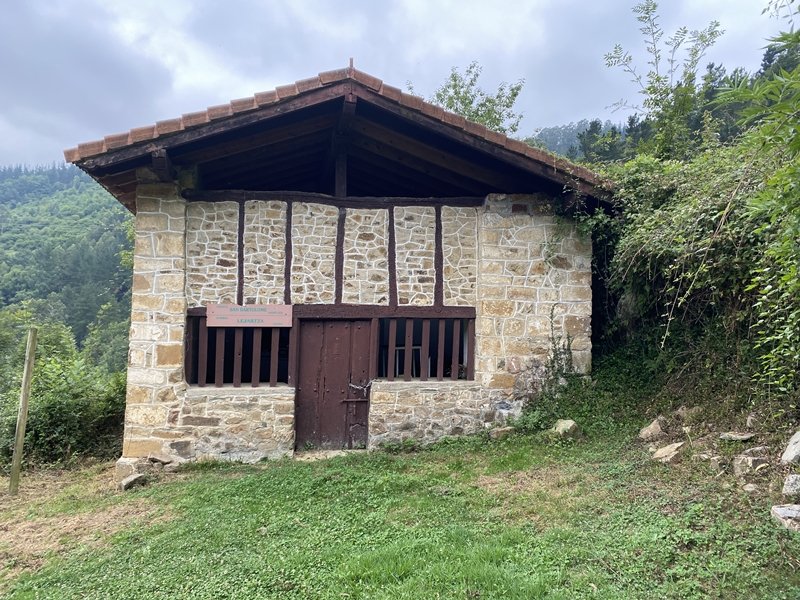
[0,165,132,463]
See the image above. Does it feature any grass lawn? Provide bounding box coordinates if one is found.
[1,429,798,599]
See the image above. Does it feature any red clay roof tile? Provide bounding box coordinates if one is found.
[63,64,606,193]
[130,126,156,143]
[156,118,183,135]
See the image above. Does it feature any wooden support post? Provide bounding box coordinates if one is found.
[9,327,37,496]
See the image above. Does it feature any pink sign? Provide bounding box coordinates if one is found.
[206,304,293,327]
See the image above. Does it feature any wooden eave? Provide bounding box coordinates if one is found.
[66,67,612,212]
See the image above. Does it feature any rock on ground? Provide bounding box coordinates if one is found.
[733,455,769,478]
[551,419,582,439]
[781,431,800,465]
[783,475,800,498]
[118,473,147,492]
[771,504,800,532]
[652,442,685,464]
[638,417,667,442]
[489,426,515,441]
[720,432,756,441]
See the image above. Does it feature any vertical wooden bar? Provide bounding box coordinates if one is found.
[198,317,208,387]
[388,207,397,307]
[334,207,346,304]
[9,327,37,496]
[368,318,379,380]
[387,319,397,381]
[466,319,475,380]
[437,320,445,381]
[450,319,461,381]
[270,328,280,387]
[237,200,245,305]
[215,328,225,387]
[284,202,293,305]
[420,319,430,381]
[184,316,196,385]
[403,318,413,381]
[434,205,444,307]
[251,328,262,388]
[287,316,299,386]
[232,327,243,387]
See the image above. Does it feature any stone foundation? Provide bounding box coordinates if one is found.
[369,381,488,447]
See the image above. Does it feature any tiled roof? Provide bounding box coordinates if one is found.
[64,66,607,192]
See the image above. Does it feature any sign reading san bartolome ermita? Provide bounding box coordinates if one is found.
[206,304,293,327]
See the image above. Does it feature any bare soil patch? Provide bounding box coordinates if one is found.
[474,464,606,526]
[0,464,170,587]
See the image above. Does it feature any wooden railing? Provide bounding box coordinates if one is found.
[381,317,475,381]
[185,316,289,387]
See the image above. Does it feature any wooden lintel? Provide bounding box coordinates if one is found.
[181,189,485,208]
[187,305,476,319]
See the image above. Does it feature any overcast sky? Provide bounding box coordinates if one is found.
[0,0,782,166]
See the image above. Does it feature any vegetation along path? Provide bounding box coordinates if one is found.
[2,430,798,599]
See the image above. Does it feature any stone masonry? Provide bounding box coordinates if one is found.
[124,184,189,459]
[291,202,338,304]
[342,208,390,304]
[442,206,478,306]
[185,201,238,307]
[243,200,286,304]
[121,191,592,465]
[395,206,436,305]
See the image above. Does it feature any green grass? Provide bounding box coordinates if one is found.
[4,432,799,599]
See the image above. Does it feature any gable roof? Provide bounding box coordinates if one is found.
[65,66,610,211]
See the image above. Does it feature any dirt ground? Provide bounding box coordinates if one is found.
[0,463,168,587]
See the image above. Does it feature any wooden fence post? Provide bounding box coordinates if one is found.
[9,327,37,496]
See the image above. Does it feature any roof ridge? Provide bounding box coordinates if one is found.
[64,65,607,190]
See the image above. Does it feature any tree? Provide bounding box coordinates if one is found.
[412,61,524,135]
[604,1,723,159]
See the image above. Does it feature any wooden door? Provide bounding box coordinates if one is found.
[295,320,371,450]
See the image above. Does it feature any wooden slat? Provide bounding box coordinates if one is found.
[403,318,413,381]
[198,317,208,387]
[420,319,430,381]
[215,328,225,387]
[287,316,299,386]
[451,319,461,381]
[233,328,243,387]
[369,317,379,380]
[251,328,262,387]
[387,319,397,381]
[270,328,280,387]
[185,316,196,385]
[466,319,475,381]
[437,320,445,381]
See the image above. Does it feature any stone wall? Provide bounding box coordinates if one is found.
[342,208,390,304]
[243,200,286,304]
[394,206,436,305]
[475,194,592,412]
[291,202,338,304]
[123,184,189,459]
[442,206,478,306]
[369,381,485,447]
[185,201,238,307]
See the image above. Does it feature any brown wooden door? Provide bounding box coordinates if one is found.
[295,320,371,450]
